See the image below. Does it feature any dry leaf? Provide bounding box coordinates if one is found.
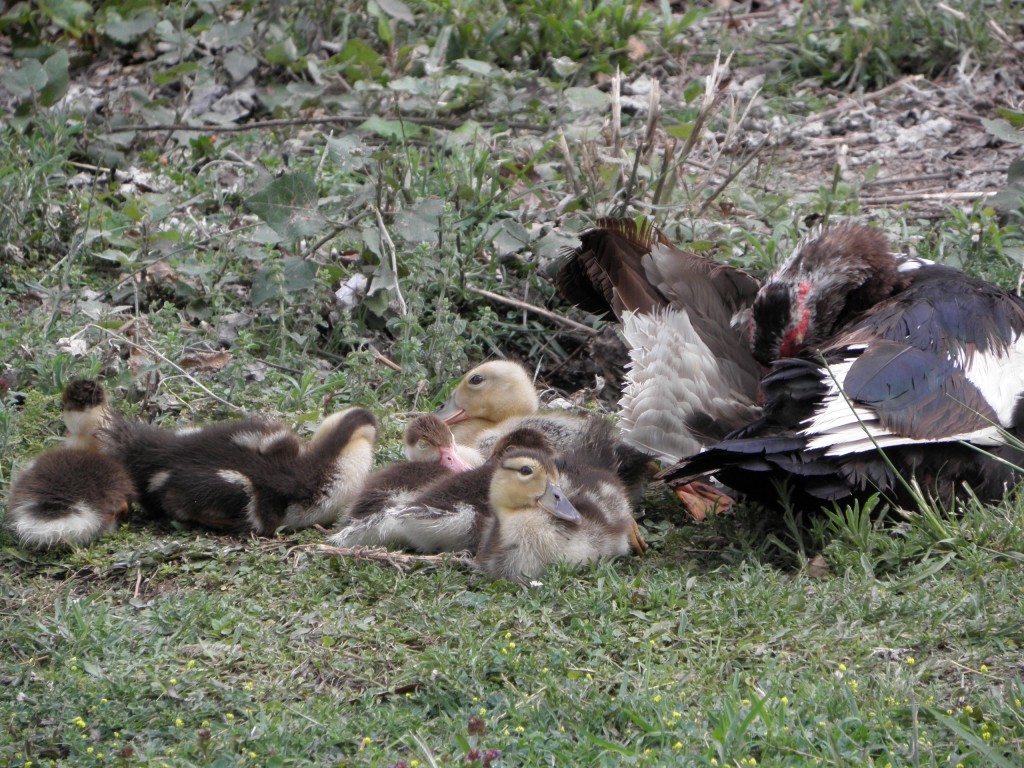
[627,36,649,62]
[806,553,830,578]
[180,351,233,371]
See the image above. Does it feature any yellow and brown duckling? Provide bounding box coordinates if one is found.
[101,405,377,535]
[330,427,551,553]
[438,361,656,499]
[6,379,135,549]
[434,360,540,446]
[475,444,645,584]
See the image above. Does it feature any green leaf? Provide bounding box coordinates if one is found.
[564,86,610,111]
[39,50,69,106]
[331,38,384,82]
[358,116,420,141]
[244,172,325,243]
[103,10,159,44]
[266,38,299,66]
[37,0,92,34]
[224,50,258,83]
[666,122,695,140]
[455,57,492,76]
[981,118,1024,146]
[994,108,1024,129]
[1,59,46,99]
[280,257,318,293]
[374,0,415,24]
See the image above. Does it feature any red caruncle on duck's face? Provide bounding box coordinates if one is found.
[750,280,813,364]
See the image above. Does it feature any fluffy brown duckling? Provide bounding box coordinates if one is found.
[101,407,378,535]
[475,446,644,584]
[402,413,482,469]
[7,448,136,549]
[330,427,551,553]
[344,414,478,522]
[6,379,136,548]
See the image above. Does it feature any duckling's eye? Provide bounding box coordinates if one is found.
[416,439,429,451]
[469,374,485,386]
[518,465,533,477]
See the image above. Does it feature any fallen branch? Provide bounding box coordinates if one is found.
[467,286,597,336]
[316,544,473,572]
[104,114,550,135]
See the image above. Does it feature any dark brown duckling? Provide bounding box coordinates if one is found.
[344,414,477,522]
[101,407,377,534]
[6,380,136,548]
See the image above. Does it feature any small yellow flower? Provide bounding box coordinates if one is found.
[504,632,511,639]
[86,748,94,754]
[100,698,108,704]
[175,718,184,728]
[542,667,549,673]
[479,708,486,716]
[509,642,516,649]
[410,761,420,768]
[72,717,87,729]
[243,681,254,691]
[906,657,915,666]
[980,664,988,673]
[515,725,525,733]
[187,660,197,669]
[653,695,662,703]
[672,711,682,720]
[780,696,789,706]
[741,699,750,706]
[964,705,973,714]
[838,664,847,672]
[226,713,235,721]
[673,741,683,749]
[472,696,479,703]
[710,760,718,766]
[585,673,592,681]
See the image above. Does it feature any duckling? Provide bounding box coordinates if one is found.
[345,414,478,521]
[6,379,135,548]
[439,362,655,499]
[330,427,550,553]
[434,360,539,446]
[101,407,378,534]
[61,377,113,450]
[475,447,642,584]
[7,448,136,549]
[402,413,483,469]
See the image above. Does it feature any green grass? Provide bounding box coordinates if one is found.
[2,0,1024,765]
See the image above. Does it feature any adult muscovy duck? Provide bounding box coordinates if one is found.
[556,218,762,518]
[664,224,1024,511]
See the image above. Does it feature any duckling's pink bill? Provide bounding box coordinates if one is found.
[539,482,581,522]
[434,399,469,425]
[439,446,474,472]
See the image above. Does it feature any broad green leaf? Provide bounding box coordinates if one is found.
[564,86,610,111]
[265,38,299,66]
[395,198,444,244]
[37,0,91,33]
[223,50,258,82]
[666,122,695,140]
[331,38,384,81]
[374,0,415,23]
[1,59,46,99]
[103,10,159,44]
[280,257,317,293]
[244,172,325,243]
[358,117,420,140]
[994,108,1024,129]
[981,118,1024,146]
[39,50,69,106]
[455,57,492,76]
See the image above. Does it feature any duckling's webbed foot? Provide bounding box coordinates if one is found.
[628,519,649,556]
[673,481,734,522]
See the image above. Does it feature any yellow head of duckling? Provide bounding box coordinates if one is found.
[489,450,580,523]
[435,361,540,442]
